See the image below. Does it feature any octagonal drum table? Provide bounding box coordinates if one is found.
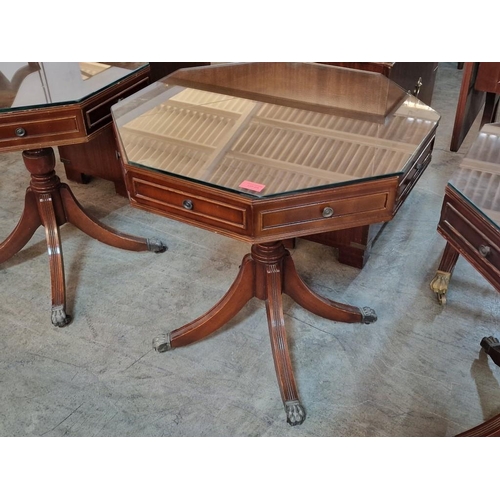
[112,62,440,425]
[0,62,166,327]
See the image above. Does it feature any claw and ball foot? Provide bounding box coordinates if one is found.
[430,270,451,305]
[480,336,500,367]
[147,238,168,253]
[152,332,172,352]
[360,307,377,324]
[285,400,306,426]
[51,306,71,327]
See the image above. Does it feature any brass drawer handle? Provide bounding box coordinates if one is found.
[322,207,334,218]
[479,244,491,257]
[182,199,193,210]
[15,127,26,137]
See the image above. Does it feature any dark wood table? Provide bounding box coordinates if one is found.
[430,122,500,436]
[450,62,500,152]
[112,62,440,425]
[0,62,166,327]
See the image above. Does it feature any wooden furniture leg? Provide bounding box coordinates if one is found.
[430,242,460,305]
[0,147,167,326]
[153,241,376,425]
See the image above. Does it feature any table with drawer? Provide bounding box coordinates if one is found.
[430,122,500,304]
[0,62,166,327]
[112,62,440,425]
[430,122,500,436]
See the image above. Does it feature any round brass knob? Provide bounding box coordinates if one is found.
[479,244,491,257]
[182,199,193,210]
[15,127,26,137]
[322,207,334,218]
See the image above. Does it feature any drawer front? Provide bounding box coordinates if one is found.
[439,190,500,291]
[125,167,252,238]
[0,108,85,151]
[254,177,398,241]
[83,72,150,133]
[396,134,435,212]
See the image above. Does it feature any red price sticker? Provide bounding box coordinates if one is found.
[239,180,266,192]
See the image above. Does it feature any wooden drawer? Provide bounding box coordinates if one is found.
[0,107,85,151]
[82,71,150,133]
[439,189,500,290]
[124,165,398,244]
[125,166,252,239]
[395,134,435,212]
[253,176,398,241]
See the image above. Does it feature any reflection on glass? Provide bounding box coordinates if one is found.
[450,122,500,228]
[113,63,440,199]
[0,62,147,111]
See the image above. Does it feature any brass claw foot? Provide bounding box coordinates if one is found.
[147,238,168,253]
[51,306,71,327]
[360,307,377,324]
[430,270,451,305]
[153,332,172,352]
[285,400,306,426]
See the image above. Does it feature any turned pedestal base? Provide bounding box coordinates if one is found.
[0,148,166,326]
[153,241,376,426]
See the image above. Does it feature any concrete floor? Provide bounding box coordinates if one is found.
[1,62,499,437]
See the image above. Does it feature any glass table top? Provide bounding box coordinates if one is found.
[0,62,148,112]
[449,122,500,229]
[112,62,440,199]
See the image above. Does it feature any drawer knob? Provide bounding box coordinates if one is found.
[15,127,26,137]
[182,199,193,210]
[322,206,334,218]
[479,244,491,257]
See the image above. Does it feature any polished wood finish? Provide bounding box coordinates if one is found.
[0,64,166,325]
[59,123,127,196]
[285,62,439,268]
[431,124,500,436]
[115,62,438,425]
[432,187,500,300]
[59,63,210,193]
[122,137,396,425]
[153,241,375,426]
[124,162,398,244]
[0,148,163,326]
[304,130,436,268]
[450,62,500,152]
[58,67,151,193]
[457,411,500,436]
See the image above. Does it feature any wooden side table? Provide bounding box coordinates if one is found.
[430,122,500,436]
[112,62,440,425]
[0,62,166,326]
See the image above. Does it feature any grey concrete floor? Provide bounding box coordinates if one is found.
[1,63,499,437]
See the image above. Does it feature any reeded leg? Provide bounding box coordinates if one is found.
[283,254,376,324]
[153,240,377,425]
[430,242,460,305]
[0,189,40,264]
[6,147,167,326]
[264,259,305,426]
[153,255,255,352]
[37,192,70,327]
[60,185,166,253]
